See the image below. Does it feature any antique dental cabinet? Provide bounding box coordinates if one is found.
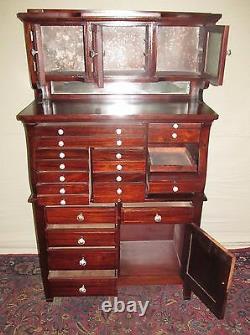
[17,9,235,318]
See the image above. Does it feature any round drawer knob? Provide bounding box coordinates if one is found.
[77,237,86,245]
[173,186,179,192]
[79,257,87,267]
[59,164,65,170]
[58,129,64,135]
[117,188,122,195]
[77,213,85,222]
[59,188,65,194]
[116,128,122,135]
[154,213,162,223]
[116,175,122,182]
[60,199,66,205]
[59,175,65,182]
[58,141,64,147]
[116,164,123,171]
[172,133,177,139]
[79,285,86,294]
[116,140,122,146]
[116,153,122,159]
[59,152,65,159]
[173,123,179,129]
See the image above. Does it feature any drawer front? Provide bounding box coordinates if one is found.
[49,277,117,296]
[46,207,116,224]
[93,183,145,203]
[37,183,89,195]
[36,172,89,183]
[149,124,200,143]
[48,248,117,270]
[36,160,88,171]
[38,195,89,206]
[148,179,204,194]
[92,149,145,161]
[93,173,145,183]
[36,148,89,160]
[46,228,116,247]
[122,206,194,224]
[93,161,145,173]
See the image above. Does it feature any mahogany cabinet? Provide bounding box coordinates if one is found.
[17,9,234,319]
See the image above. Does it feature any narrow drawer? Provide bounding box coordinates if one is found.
[93,173,145,183]
[93,183,145,203]
[122,204,194,224]
[37,194,89,206]
[48,248,117,270]
[36,171,89,183]
[148,179,204,194]
[37,183,89,195]
[93,161,145,173]
[36,148,88,160]
[46,228,117,247]
[36,160,88,171]
[92,149,145,161]
[148,123,200,143]
[46,207,116,224]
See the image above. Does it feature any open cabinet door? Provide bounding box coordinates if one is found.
[182,223,235,319]
[204,25,229,86]
[91,24,104,88]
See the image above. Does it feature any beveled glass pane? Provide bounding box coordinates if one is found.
[157,27,200,72]
[41,26,85,72]
[103,26,146,72]
[205,32,222,77]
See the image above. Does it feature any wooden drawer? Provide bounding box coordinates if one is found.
[93,173,145,183]
[36,148,88,160]
[46,207,116,224]
[48,248,117,270]
[37,194,89,206]
[36,159,88,171]
[148,123,200,143]
[36,171,89,183]
[93,183,145,203]
[122,203,194,224]
[37,183,89,195]
[46,228,117,247]
[48,275,117,296]
[92,149,145,161]
[93,161,145,173]
[148,179,204,194]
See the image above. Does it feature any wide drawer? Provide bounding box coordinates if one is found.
[36,159,88,171]
[48,248,117,270]
[36,148,89,160]
[93,173,145,183]
[46,228,117,247]
[122,204,194,224]
[36,171,89,183]
[148,179,204,194]
[93,183,145,203]
[37,183,89,195]
[37,194,89,206]
[46,207,116,224]
[92,149,145,161]
[148,124,200,143]
[92,161,145,173]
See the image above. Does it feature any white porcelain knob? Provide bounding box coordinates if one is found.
[154,213,162,223]
[172,133,177,139]
[173,123,179,129]
[116,128,122,135]
[116,176,122,182]
[77,237,86,245]
[59,175,65,182]
[58,140,64,147]
[116,153,122,159]
[117,188,122,195]
[59,152,65,159]
[116,140,122,146]
[79,285,86,293]
[60,199,66,205]
[173,186,179,192]
[77,213,85,222]
[79,257,87,267]
[116,164,123,171]
[59,188,65,194]
[58,129,64,135]
[59,163,65,170]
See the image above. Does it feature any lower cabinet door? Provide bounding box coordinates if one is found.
[181,223,236,319]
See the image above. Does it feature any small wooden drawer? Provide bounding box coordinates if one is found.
[46,228,117,247]
[122,203,194,224]
[93,173,145,183]
[37,194,89,206]
[148,179,204,194]
[48,273,117,296]
[93,161,146,173]
[46,207,116,224]
[148,123,200,143]
[93,182,145,203]
[36,148,89,160]
[36,159,89,171]
[36,171,89,183]
[37,183,89,195]
[92,149,145,161]
[48,248,118,270]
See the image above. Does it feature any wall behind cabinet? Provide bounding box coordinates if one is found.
[0,0,249,252]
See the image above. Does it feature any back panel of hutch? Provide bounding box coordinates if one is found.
[17,9,235,319]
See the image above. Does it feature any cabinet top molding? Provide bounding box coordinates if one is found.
[17,9,222,25]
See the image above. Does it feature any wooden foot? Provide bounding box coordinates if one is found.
[183,283,192,300]
[46,297,54,302]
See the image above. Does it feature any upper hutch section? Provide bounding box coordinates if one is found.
[17,9,229,100]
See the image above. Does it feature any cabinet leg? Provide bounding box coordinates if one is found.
[46,297,54,302]
[183,282,192,300]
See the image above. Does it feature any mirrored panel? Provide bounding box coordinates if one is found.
[205,32,222,77]
[41,26,85,72]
